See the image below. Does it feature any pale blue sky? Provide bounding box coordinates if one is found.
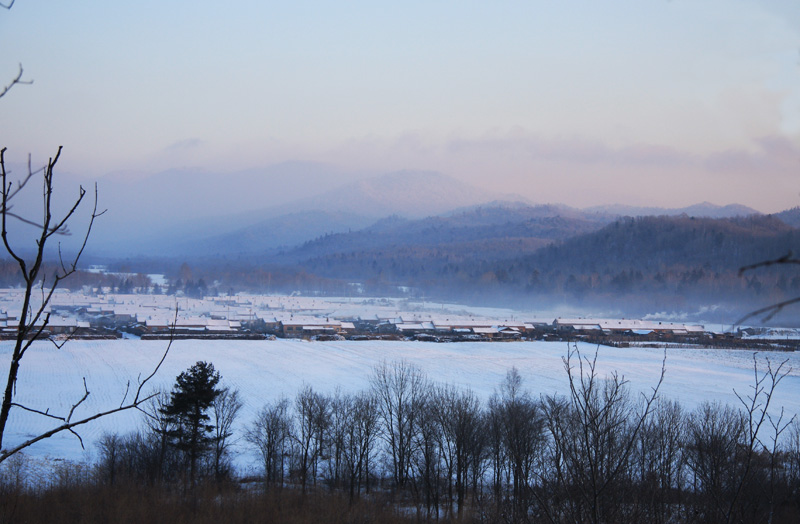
[1,1,799,212]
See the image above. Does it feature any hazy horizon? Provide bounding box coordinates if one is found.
[1,1,799,214]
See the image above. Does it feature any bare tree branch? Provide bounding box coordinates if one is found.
[0,328,172,461]
[0,148,74,235]
[734,296,800,326]
[739,251,800,276]
[0,147,171,462]
[0,391,164,461]
[65,378,91,424]
[736,251,800,325]
[8,403,63,420]
[0,63,31,100]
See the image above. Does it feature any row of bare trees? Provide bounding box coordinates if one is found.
[231,351,797,524]
[4,348,790,523]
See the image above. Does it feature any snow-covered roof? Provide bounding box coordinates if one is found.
[281,316,342,327]
[397,322,435,331]
[556,318,704,334]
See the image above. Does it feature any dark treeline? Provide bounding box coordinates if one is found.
[0,259,155,294]
[2,349,799,524]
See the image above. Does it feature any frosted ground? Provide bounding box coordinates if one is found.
[1,339,798,472]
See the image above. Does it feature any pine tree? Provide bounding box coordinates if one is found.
[160,361,222,482]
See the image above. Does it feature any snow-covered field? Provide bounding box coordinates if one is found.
[1,339,798,470]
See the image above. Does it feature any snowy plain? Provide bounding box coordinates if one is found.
[1,339,798,472]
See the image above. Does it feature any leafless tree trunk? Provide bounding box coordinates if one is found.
[95,432,123,485]
[730,355,793,523]
[488,367,544,523]
[140,390,176,482]
[412,395,441,519]
[293,385,329,492]
[247,397,292,486]
[632,399,686,524]
[341,390,379,501]
[786,420,800,519]
[324,388,349,489]
[210,387,242,481]
[685,402,748,524]
[370,359,428,489]
[432,383,482,518]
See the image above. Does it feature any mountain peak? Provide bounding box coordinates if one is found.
[303,170,502,219]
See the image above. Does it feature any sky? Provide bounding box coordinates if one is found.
[1,0,799,213]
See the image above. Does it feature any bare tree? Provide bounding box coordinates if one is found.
[0,149,171,461]
[370,359,429,488]
[0,3,170,459]
[95,432,124,486]
[323,388,352,489]
[787,419,800,515]
[432,384,483,518]
[340,390,379,501]
[539,345,665,524]
[210,387,242,481]
[632,399,686,524]
[685,402,748,524]
[0,2,32,102]
[729,355,794,523]
[139,390,177,481]
[247,397,292,486]
[411,393,442,519]
[488,367,544,522]
[293,384,329,492]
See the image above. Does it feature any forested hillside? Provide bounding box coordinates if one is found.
[279,214,800,319]
[283,205,608,262]
[482,214,800,315]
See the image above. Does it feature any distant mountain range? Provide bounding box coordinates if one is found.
[77,162,793,260]
[48,161,796,322]
[86,167,507,257]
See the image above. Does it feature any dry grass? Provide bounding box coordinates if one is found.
[0,480,436,524]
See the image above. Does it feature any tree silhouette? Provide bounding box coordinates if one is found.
[160,361,222,483]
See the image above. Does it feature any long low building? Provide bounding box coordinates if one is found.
[554,318,705,335]
[392,317,531,339]
[144,316,242,333]
[278,316,355,338]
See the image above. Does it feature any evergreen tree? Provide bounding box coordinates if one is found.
[160,361,222,482]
